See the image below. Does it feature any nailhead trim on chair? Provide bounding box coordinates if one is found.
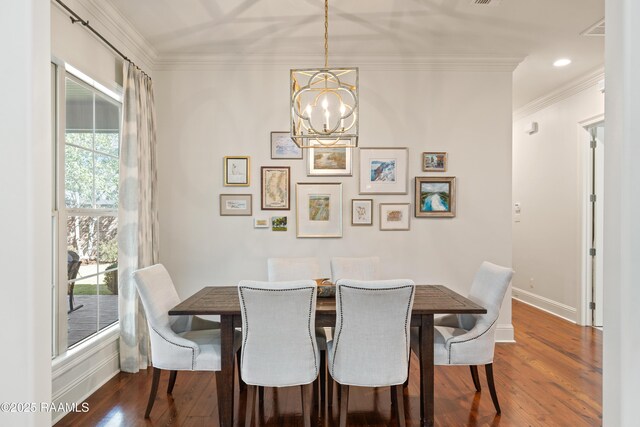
[150,325,197,369]
[447,318,497,364]
[238,286,319,377]
[331,284,414,381]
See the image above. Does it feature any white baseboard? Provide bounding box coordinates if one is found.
[495,323,515,343]
[512,287,577,323]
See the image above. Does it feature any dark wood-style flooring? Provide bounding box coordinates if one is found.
[57,300,602,426]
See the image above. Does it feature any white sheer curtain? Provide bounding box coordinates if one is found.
[118,62,159,373]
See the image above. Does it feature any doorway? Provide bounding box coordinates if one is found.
[582,120,604,327]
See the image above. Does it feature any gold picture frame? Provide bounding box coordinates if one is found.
[414,176,456,218]
[223,156,250,186]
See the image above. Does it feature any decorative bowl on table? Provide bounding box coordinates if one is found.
[315,279,336,298]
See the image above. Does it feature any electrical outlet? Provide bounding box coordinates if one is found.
[529,278,534,289]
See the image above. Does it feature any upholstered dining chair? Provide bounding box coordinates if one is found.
[330,256,380,283]
[410,261,514,414]
[134,264,236,419]
[267,257,329,406]
[328,279,416,427]
[238,280,319,427]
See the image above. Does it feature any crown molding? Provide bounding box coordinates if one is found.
[514,66,605,121]
[52,0,158,73]
[154,53,524,72]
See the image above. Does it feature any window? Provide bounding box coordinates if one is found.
[54,67,122,352]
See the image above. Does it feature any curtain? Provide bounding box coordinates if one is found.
[118,62,159,373]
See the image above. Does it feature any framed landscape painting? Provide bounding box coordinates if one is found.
[296,183,343,238]
[271,131,302,159]
[271,216,288,231]
[414,176,456,217]
[422,152,448,172]
[307,140,352,176]
[261,166,290,210]
[359,147,408,194]
[224,156,250,186]
[219,194,252,216]
[379,203,410,230]
[351,199,373,226]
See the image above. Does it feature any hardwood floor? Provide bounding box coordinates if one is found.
[57,300,602,426]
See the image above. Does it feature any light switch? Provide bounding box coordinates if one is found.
[514,202,521,222]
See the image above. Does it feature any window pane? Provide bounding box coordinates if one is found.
[97,216,118,275]
[68,273,98,347]
[67,216,96,276]
[94,132,119,157]
[95,153,119,209]
[65,132,93,150]
[65,78,94,141]
[65,145,93,208]
[95,95,119,133]
[98,273,119,331]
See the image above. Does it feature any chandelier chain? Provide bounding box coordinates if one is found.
[324,0,329,68]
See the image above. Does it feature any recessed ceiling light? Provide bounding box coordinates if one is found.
[553,58,572,67]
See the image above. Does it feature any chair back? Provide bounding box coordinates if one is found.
[133,264,189,334]
[330,256,380,282]
[331,279,415,386]
[238,280,319,386]
[267,257,321,281]
[458,262,514,332]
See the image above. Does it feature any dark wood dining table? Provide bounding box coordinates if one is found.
[169,285,486,427]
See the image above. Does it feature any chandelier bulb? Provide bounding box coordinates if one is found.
[322,97,329,110]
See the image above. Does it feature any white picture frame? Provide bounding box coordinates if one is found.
[220,194,252,216]
[379,203,410,230]
[296,183,343,238]
[351,199,373,226]
[307,140,352,176]
[271,131,303,159]
[359,147,409,194]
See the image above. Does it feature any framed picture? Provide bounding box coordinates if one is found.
[351,199,373,226]
[380,203,410,230]
[224,156,250,186]
[254,218,269,228]
[261,166,290,210]
[422,152,448,172]
[220,194,252,216]
[296,183,343,238]
[271,131,302,159]
[271,216,288,231]
[307,140,352,176]
[359,147,409,194]
[415,176,456,217]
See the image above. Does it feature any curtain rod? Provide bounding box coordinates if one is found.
[53,0,151,80]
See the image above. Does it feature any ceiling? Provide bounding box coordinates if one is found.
[103,0,604,109]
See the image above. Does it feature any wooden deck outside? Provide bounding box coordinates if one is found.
[57,300,602,426]
[68,295,118,347]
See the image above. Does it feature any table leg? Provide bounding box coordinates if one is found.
[420,314,434,427]
[217,315,235,427]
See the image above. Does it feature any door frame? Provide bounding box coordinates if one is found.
[577,114,604,326]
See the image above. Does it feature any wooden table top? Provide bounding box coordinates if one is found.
[169,285,486,316]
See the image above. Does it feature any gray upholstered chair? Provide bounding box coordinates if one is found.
[238,280,319,427]
[267,257,329,406]
[328,279,416,427]
[134,264,230,418]
[410,261,514,413]
[330,256,380,282]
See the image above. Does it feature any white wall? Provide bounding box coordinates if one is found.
[603,0,640,424]
[155,64,515,338]
[0,1,51,426]
[512,83,604,322]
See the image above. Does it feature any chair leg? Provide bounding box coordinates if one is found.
[328,374,334,407]
[258,386,264,403]
[469,365,481,392]
[167,370,178,394]
[391,385,406,427]
[403,356,410,388]
[485,363,501,414]
[145,367,162,418]
[320,350,326,406]
[339,384,349,427]
[301,383,313,427]
[237,350,246,393]
[245,385,256,427]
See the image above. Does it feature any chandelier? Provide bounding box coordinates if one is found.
[290,0,359,148]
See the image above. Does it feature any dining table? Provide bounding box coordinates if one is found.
[169,284,486,427]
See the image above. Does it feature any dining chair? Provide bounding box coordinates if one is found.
[328,279,416,427]
[267,257,329,406]
[134,264,238,418]
[410,261,514,413]
[329,256,380,282]
[238,280,319,427]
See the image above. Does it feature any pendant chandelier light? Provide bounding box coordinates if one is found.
[290,0,359,148]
